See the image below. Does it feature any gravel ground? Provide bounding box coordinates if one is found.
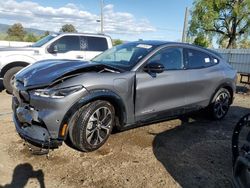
[0,85,249,188]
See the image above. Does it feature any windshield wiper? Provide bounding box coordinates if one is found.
[102,64,124,72]
[92,61,124,72]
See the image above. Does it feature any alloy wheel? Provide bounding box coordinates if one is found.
[86,107,112,146]
[213,91,230,119]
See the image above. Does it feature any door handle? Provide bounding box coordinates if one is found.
[76,55,84,59]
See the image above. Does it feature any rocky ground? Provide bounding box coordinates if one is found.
[0,84,249,188]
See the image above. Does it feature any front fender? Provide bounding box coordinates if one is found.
[59,89,127,139]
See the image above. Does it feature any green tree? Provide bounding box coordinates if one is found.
[7,23,26,41]
[38,31,50,40]
[112,39,123,46]
[60,24,77,32]
[43,31,50,36]
[24,33,38,42]
[193,35,210,48]
[189,0,250,49]
[239,38,250,48]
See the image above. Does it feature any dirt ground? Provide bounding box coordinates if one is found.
[0,83,249,188]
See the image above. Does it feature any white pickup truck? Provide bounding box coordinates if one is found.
[0,33,112,93]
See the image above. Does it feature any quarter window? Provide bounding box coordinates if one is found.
[185,49,216,69]
[148,48,184,70]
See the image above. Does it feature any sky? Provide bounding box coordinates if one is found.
[0,0,194,41]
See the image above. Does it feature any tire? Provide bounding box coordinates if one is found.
[69,100,115,152]
[208,88,231,120]
[3,66,24,94]
[232,113,250,188]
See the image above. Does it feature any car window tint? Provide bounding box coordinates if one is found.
[148,48,183,70]
[54,36,80,53]
[186,49,214,69]
[84,36,108,51]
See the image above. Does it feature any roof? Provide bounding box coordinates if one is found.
[133,40,222,58]
[52,32,111,38]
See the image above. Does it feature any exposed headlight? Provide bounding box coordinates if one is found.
[33,85,83,98]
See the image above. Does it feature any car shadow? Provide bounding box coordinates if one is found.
[0,163,45,188]
[152,106,250,188]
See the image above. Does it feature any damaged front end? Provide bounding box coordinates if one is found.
[12,81,88,150]
[11,60,100,150]
[12,82,64,149]
[11,59,121,151]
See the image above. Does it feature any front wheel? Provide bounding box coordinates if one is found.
[69,100,115,152]
[209,88,231,120]
[3,66,24,94]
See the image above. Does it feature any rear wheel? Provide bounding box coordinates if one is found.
[69,100,115,152]
[3,66,23,94]
[209,88,231,120]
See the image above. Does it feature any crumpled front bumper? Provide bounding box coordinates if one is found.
[12,97,63,149]
[13,114,62,148]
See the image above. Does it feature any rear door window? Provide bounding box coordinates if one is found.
[185,48,216,69]
[82,36,108,51]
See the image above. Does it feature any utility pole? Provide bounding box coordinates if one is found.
[182,7,189,43]
[100,0,104,33]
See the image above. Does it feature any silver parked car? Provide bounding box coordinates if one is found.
[12,41,237,151]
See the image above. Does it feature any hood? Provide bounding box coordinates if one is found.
[15,59,107,89]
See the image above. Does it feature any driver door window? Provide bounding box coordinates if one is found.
[52,36,80,53]
[147,48,184,70]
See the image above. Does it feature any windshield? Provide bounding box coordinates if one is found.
[31,34,58,47]
[92,42,157,71]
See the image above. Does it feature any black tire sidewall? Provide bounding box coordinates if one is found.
[72,100,115,152]
[3,66,23,94]
[211,88,231,120]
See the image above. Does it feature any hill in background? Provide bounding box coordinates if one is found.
[0,23,48,35]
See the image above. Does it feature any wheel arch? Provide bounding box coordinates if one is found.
[209,82,234,105]
[1,61,29,77]
[59,89,127,140]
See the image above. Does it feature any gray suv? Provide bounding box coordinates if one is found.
[12,41,237,151]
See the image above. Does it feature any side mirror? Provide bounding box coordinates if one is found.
[144,62,165,74]
[48,44,58,54]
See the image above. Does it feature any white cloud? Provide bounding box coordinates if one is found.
[0,0,155,35]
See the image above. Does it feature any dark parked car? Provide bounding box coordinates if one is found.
[12,41,237,151]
